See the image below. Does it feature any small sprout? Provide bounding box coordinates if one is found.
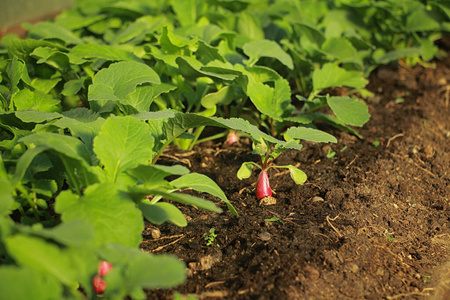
[387,235,398,242]
[372,140,380,147]
[395,97,404,104]
[423,275,432,283]
[326,147,336,159]
[204,228,219,247]
[264,215,284,225]
[340,146,347,152]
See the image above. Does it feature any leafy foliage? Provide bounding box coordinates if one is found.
[0,0,448,298]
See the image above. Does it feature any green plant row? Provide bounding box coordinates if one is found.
[0,0,448,299]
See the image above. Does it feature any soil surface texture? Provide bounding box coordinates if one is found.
[143,44,450,300]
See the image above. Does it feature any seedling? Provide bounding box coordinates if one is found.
[387,235,399,242]
[264,215,285,225]
[372,140,380,147]
[326,147,337,159]
[204,228,219,247]
[237,138,307,201]
[422,275,432,283]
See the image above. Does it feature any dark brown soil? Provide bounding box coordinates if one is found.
[142,45,450,299]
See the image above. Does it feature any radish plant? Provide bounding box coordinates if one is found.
[238,127,338,202]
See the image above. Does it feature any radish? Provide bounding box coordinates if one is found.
[237,138,307,203]
[225,130,240,146]
[98,260,113,276]
[256,170,272,199]
[92,275,107,294]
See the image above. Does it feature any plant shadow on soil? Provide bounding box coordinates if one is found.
[143,42,450,300]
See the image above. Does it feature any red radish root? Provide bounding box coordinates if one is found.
[256,170,272,199]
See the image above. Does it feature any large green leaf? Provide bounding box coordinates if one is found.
[93,115,155,183]
[19,132,92,165]
[321,37,358,60]
[243,39,294,69]
[55,183,144,247]
[139,201,187,227]
[100,244,186,295]
[327,96,370,127]
[0,266,62,300]
[4,235,79,286]
[88,61,160,112]
[70,44,142,62]
[21,219,95,247]
[130,187,222,213]
[11,89,60,112]
[127,164,190,189]
[171,0,197,27]
[24,22,83,45]
[246,77,293,120]
[312,63,368,92]
[0,178,13,215]
[171,173,237,215]
[285,127,337,143]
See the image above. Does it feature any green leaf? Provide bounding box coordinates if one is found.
[405,9,442,32]
[11,89,60,112]
[120,85,154,114]
[12,146,49,186]
[32,219,95,247]
[159,27,198,54]
[19,132,92,165]
[88,61,160,112]
[171,0,197,27]
[61,78,85,96]
[56,183,144,247]
[321,37,358,60]
[171,173,237,215]
[93,116,155,183]
[176,56,239,81]
[131,188,222,213]
[327,96,370,127]
[312,63,368,92]
[70,44,142,62]
[15,111,62,123]
[201,86,234,109]
[285,127,337,143]
[31,77,61,94]
[139,202,187,227]
[287,165,307,185]
[237,162,256,180]
[246,77,293,120]
[54,112,105,155]
[7,57,32,92]
[0,177,13,215]
[0,266,62,300]
[127,164,190,189]
[374,48,422,64]
[236,12,265,41]
[4,235,79,286]
[24,21,83,45]
[101,244,185,292]
[243,40,294,69]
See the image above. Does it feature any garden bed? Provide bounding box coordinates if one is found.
[144,45,450,300]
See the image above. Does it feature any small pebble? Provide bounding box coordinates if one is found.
[312,196,324,202]
[259,232,272,241]
[151,228,161,239]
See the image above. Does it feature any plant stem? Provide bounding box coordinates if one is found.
[16,184,40,219]
[195,130,229,145]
